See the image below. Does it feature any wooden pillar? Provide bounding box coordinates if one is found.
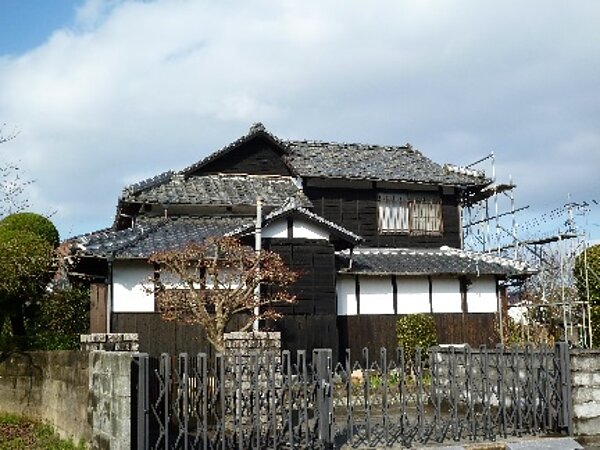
[90,283,108,333]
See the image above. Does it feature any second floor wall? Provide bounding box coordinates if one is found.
[303,180,462,248]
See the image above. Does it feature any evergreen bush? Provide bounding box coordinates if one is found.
[396,313,438,368]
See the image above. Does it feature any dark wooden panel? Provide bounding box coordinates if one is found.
[266,314,339,362]
[304,186,462,248]
[338,313,498,361]
[112,312,255,357]
[267,239,337,316]
[433,313,498,346]
[193,136,292,176]
[338,316,400,360]
[90,283,107,333]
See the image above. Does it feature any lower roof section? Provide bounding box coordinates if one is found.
[336,246,536,278]
[75,216,254,259]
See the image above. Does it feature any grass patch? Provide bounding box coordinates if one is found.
[0,414,85,450]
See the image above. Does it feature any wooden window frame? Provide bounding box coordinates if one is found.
[378,193,443,236]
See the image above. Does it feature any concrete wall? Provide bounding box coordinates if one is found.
[571,349,600,436]
[0,350,91,444]
[0,350,134,449]
[89,351,133,450]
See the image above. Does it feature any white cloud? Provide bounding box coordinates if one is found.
[0,0,599,240]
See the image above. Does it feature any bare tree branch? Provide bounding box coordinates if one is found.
[149,236,298,352]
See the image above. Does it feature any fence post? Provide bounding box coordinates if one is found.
[135,353,149,450]
[314,349,333,448]
[556,342,573,435]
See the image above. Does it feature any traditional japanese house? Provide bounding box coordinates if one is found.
[71,123,534,357]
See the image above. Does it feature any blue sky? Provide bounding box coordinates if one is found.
[0,0,599,252]
[0,1,80,55]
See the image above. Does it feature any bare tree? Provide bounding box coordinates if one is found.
[149,236,298,352]
[0,124,29,218]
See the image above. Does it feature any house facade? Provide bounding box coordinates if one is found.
[72,123,533,357]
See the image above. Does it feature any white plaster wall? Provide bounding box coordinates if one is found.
[262,220,288,238]
[293,219,329,240]
[262,218,330,240]
[431,277,462,313]
[467,276,498,313]
[160,268,241,289]
[336,276,357,315]
[396,277,431,314]
[359,276,394,314]
[112,261,155,312]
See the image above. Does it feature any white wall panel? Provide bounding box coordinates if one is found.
[336,276,357,316]
[467,276,498,313]
[262,218,330,240]
[431,278,462,313]
[112,261,155,312]
[262,220,288,238]
[293,219,329,240]
[396,277,431,314]
[359,276,394,314]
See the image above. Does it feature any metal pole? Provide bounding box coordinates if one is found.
[560,234,568,343]
[585,243,593,347]
[253,198,262,332]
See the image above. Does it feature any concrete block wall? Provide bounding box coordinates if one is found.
[0,350,91,444]
[570,349,600,436]
[89,351,133,450]
[81,333,139,352]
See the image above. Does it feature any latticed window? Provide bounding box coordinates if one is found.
[378,193,443,235]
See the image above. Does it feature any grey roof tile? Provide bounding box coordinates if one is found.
[283,140,488,186]
[76,216,254,258]
[121,174,312,208]
[336,246,536,277]
[176,123,489,187]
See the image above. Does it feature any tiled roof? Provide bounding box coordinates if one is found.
[226,198,362,244]
[283,140,487,186]
[76,216,254,258]
[121,174,311,207]
[336,246,536,277]
[178,123,488,187]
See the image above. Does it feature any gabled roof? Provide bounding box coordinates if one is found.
[336,246,536,277]
[121,174,312,208]
[181,122,295,177]
[226,198,362,245]
[283,140,488,186]
[75,216,254,259]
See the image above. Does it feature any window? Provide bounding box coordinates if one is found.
[378,193,443,235]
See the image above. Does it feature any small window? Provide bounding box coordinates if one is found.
[378,193,443,235]
[378,194,410,233]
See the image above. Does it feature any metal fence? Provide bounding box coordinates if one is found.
[132,343,572,449]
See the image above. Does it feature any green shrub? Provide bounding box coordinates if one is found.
[32,287,90,350]
[0,413,85,449]
[396,313,438,368]
[0,212,59,248]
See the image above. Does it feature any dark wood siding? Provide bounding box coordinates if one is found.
[338,313,498,360]
[112,312,252,358]
[112,312,339,360]
[266,314,339,362]
[193,136,292,176]
[304,186,462,248]
[266,239,336,315]
[90,283,108,333]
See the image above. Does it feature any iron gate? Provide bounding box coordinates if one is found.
[131,343,572,449]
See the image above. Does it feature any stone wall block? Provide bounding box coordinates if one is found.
[573,387,600,404]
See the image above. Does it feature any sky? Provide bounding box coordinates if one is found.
[0,0,599,249]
